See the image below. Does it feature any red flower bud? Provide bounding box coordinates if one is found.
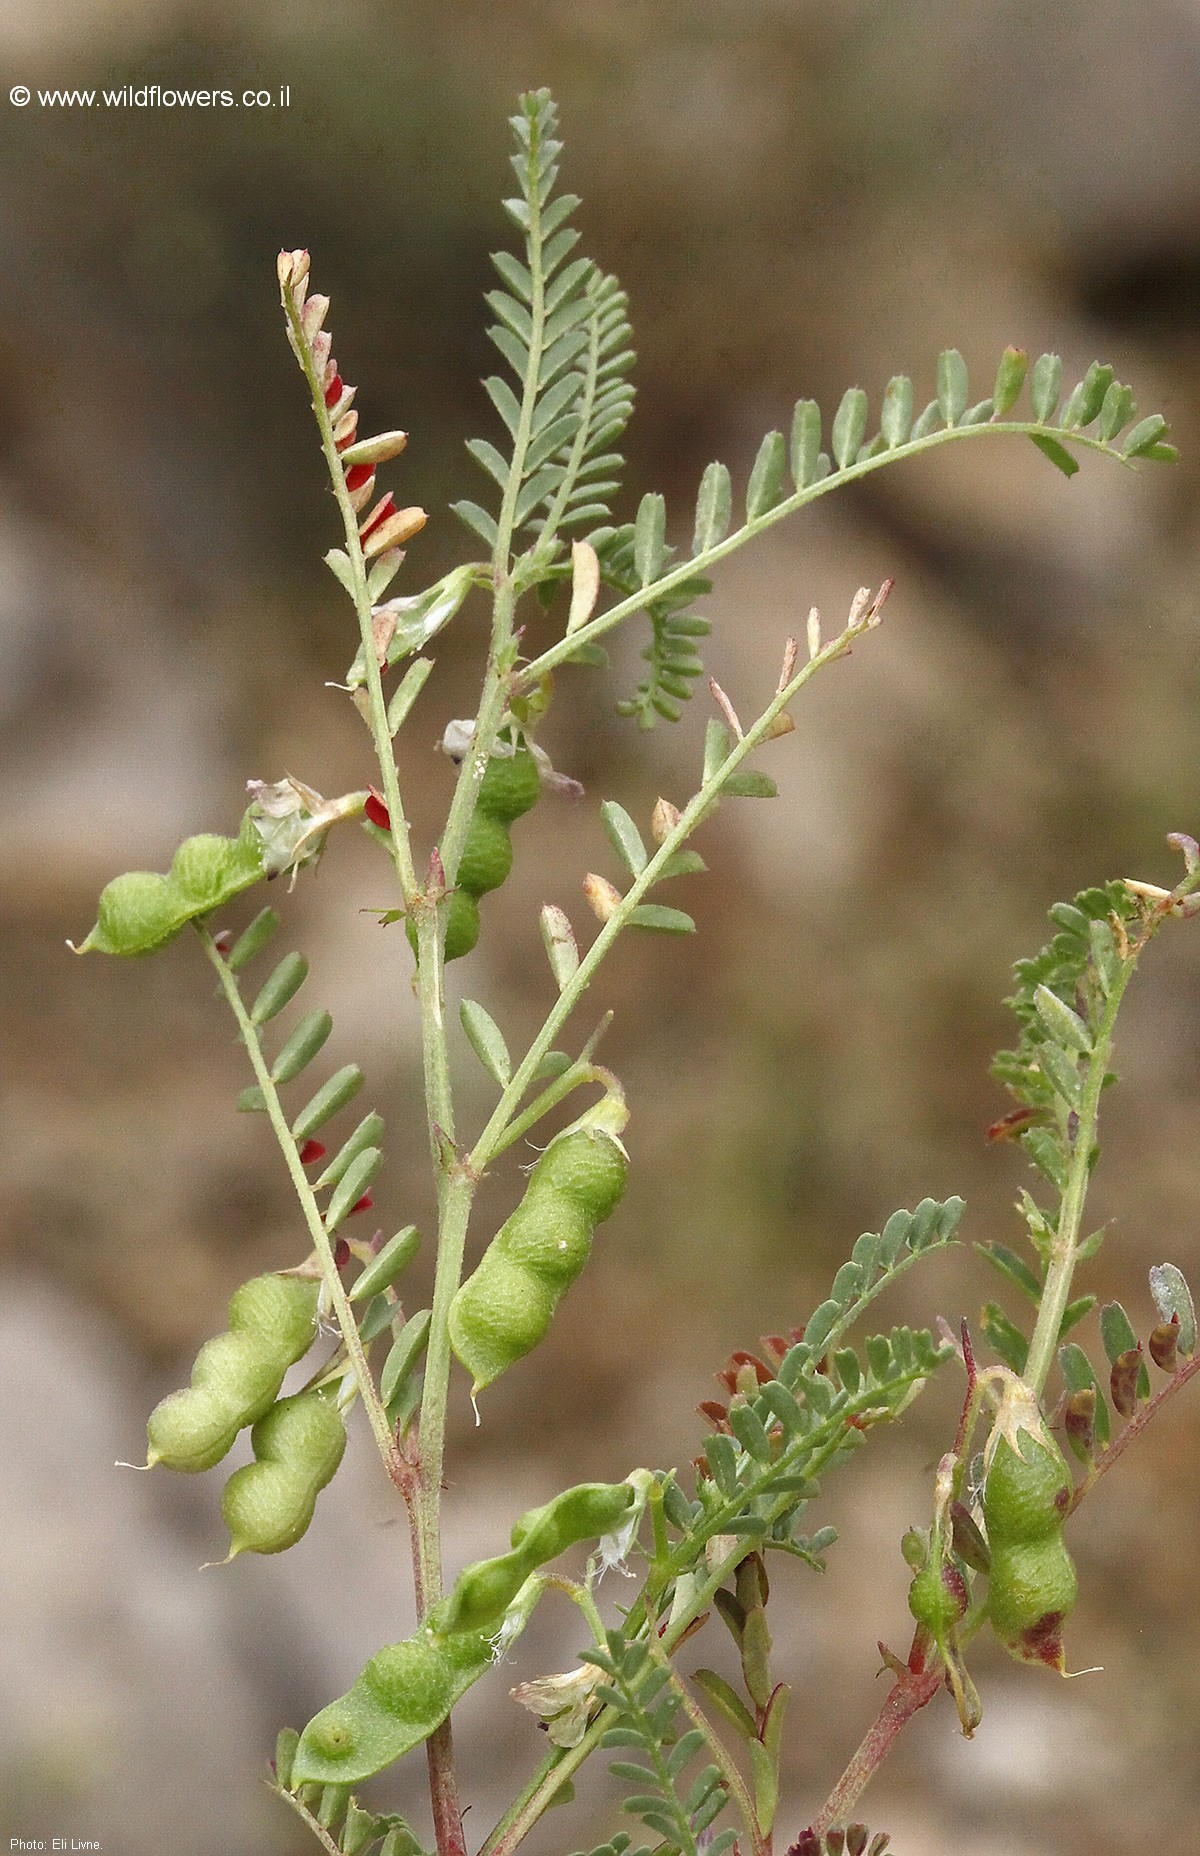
[323,372,343,408]
[212,929,234,955]
[350,1193,374,1216]
[358,492,396,542]
[297,1139,327,1165]
[365,790,391,831]
[345,462,374,493]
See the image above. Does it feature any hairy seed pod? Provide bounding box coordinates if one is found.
[908,1559,968,1638]
[222,1387,347,1556]
[78,815,266,956]
[435,1480,636,1634]
[983,1413,1077,1670]
[290,1627,495,1788]
[145,1274,319,1472]
[448,1101,628,1393]
[985,1535,1077,1669]
[409,744,541,963]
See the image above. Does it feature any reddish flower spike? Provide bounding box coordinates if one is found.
[365,790,391,831]
[298,1139,327,1165]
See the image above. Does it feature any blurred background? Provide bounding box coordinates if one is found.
[2,1,1199,1851]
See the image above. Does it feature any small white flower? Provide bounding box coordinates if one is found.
[510,1664,603,1748]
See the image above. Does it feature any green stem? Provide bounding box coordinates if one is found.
[470,604,877,1176]
[487,1060,615,1161]
[519,420,1137,687]
[654,1646,768,1856]
[282,283,418,909]
[1022,958,1136,1396]
[199,926,403,1486]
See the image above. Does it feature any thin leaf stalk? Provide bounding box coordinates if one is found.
[469,605,878,1177]
[282,283,418,908]
[521,420,1140,686]
[199,927,404,1486]
[652,1643,768,1856]
[1022,958,1135,1395]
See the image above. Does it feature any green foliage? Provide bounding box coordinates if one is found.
[581,1634,735,1856]
[90,84,1198,1856]
[453,91,635,564]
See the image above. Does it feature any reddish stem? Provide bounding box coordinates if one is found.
[806,1640,944,1838]
[1069,1347,1200,1514]
[427,1720,468,1856]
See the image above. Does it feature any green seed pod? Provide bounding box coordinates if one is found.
[983,1393,1077,1671]
[170,828,262,912]
[983,1430,1072,1546]
[222,1387,346,1556]
[290,1627,494,1788]
[80,870,188,957]
[77,811,266,956]
[985,1536,1077,1670]
[449,1100,628,1394]
[908,1559,968,1639]
[408,743,541,964]
[435,1480,636,1635]
[145,1274,319,1472]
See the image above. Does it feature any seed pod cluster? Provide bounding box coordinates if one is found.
[146,1273,320,1472]
[449,1099,628,1393]
[291,1626,495,1788]
[434,1479,637,1635]
[222,1387,347,1557]
[983,1416,1076,1671]
[77,815,266,957]
[410,745,540,963]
